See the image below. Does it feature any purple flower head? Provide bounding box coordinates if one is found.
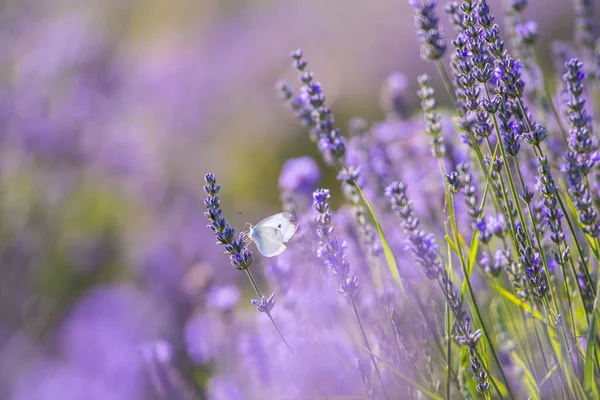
[510,0,528,12]
[251,293,276,314]
[185,313,227,365]
[203,174,253,270]
[312,188,358,296]
[494,58,525,99]
[515,21,538,46]
[206,285,241,311]
[139,340,173,365]
[488,214,507,238]
[409,0,447,61]
[139,340,196,400]
[573,0,597,50]
[278,156,320,194]
[31,285,166,400]
[207,376,243,400]
[385,181,442,279]
[382,72,409,118]
[284,51,347,166]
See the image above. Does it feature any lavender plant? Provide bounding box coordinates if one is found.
[9,1,598,399]
[196,1,600,398]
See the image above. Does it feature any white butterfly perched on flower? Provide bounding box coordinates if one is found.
[246,212,298,257]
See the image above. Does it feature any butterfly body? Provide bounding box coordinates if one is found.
[249,212,298,257]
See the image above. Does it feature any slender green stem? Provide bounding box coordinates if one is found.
[445,286,452,400]
[456,258,516,400]
[436,61,458,108]
[245,269,264,298]
[530,48,568,146]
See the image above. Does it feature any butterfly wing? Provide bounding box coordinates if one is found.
[251,225,287,257]
[255,212,298,243]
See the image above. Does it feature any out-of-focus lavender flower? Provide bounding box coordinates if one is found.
[381,72,410,119]
[562,58,600,237]
[140,340,198,400]
[444,2,466,33]
[207,376,243,400]
[573,0,597,51]
[409,0,447,61]
[417,74,446,158]
[11,285,167,400]
[251,293,276,314]
[577,257,595,312]
[206,285,241,311]
[12,359,118,400]
[278,156,320,194]
[185,313,227,365]
[515,21,539,46]
[479,250,505,277]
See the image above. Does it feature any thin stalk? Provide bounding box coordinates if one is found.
[350,296,390,400]
[530,48,569,146]
[435,279,506,400]
[436,61,458,108]
[413,293,459,383]
[432,148,456,400]
[245,269,294,354]
[456,257,516,400]
[445,275,453,400]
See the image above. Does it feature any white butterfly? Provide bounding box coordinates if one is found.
[247,212,298,257]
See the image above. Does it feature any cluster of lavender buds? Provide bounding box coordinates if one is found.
[203,174,253,270]
[313,189,359,296]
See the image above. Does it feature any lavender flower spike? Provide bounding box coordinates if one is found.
[313,188,359,296]
[251,293,276,314]
[409,0,447,61]
[203,173,253,270]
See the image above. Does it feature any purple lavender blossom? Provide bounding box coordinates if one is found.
[185,313,226,365]
[251,293,276,313]
[278,156,321,194]
[409,0,447,61]
[206,285,241,311]
[140,340,198,400]
[573,0,597,50]
[203,173,253,270]
[515,21,539,46]
[313,189,359,296]
[381,72,410,119]
[287,50,347,166]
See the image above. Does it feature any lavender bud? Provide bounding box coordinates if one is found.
[251,293,276,314]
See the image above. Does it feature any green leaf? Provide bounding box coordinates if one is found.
[445,235,460,256]
[490,283,548,325]
[512,352,540,400]
[352,181,403,291]
[458,234,480,310]
[583,296,600,397]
